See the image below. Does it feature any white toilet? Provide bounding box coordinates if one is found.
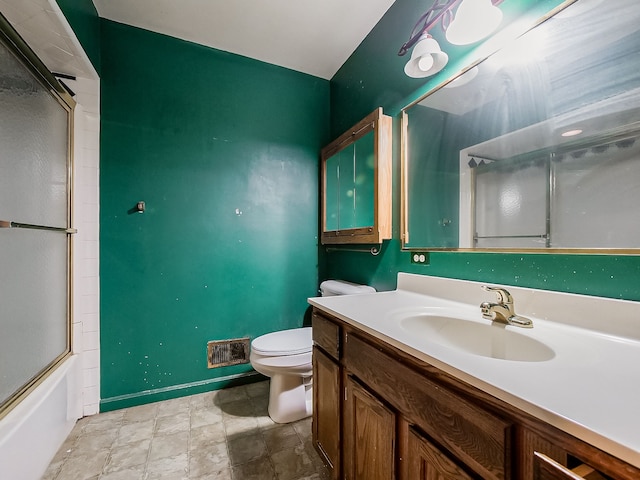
[250,280,375,423]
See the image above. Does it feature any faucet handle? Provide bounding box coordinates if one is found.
[482,285,513,304]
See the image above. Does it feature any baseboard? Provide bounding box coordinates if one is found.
[99,371,266,412]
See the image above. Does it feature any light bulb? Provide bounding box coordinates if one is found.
[404,35,449,78]
[418,54,435,72]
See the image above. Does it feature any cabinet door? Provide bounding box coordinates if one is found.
[405,427,475,480]
[312,346,341,479]
[344,375,395,480]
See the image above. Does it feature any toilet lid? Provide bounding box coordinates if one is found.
[252,327,312,356]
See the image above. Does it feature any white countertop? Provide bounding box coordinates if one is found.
[308,273,640,468]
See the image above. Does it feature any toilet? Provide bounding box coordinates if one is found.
[250,280,375,423]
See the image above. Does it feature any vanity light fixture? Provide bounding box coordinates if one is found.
[404,34,449,78]
[398,0,504,77]
[445,0,503,45]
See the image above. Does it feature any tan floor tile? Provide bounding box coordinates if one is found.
[304,440,331,478]
[103,438,150,473]
[222,398,256,419]
[245,380,269,398]
[189,442,230,477]
[49,431,77,464]
[292,416,312,440]
[145,452,188,480]
[149,431,189,461]
[249,395,271,417]
[254,408,276,429]
[223,415,260,437]
[43,383,328,480]
[191,407,223,429]
[155,411,190,435]
[157,396,190,418]
[99,464,145,480]
[72,429,118,455]
[191,467,233,479]
[189,391,218,411]
[123,402,158,423]
[262,424,302,454]
[116,418,155,445]
[189,424,226,450]
[228,433,267,465]
[271,443,317,480]
[82,409,125,433]
[215,385,249,405]
[56,448,109,479]
[231,456,276,480]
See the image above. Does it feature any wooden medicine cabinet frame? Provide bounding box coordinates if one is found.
[321,107,392,245]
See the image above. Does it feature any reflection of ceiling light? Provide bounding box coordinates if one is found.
[444,66,479,88]
[446,0,503,45]
[561,129,583,137]
[404,34,449,78]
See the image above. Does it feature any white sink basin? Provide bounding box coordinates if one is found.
[399,313,555,362]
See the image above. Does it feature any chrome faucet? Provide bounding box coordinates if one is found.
[480,286,533,328]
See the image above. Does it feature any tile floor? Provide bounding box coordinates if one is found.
[42,381,330,480]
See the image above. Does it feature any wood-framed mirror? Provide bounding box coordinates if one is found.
[401,0,640,254]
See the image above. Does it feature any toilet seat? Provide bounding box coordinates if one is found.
[250,351,312,369]
[251,327,312,356]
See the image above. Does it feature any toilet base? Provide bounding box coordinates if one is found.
[268,374,313,424]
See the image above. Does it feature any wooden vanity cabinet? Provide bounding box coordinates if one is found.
[312,312,341,479]
[311,308,640,480]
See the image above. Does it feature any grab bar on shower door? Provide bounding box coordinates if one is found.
[0,220,77,234]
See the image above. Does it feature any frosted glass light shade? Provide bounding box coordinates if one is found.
[404,35,449,78]
[446,0,503,45]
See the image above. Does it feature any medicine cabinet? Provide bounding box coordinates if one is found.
[321,108,392,245]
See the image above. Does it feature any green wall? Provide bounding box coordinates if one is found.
[326,0,640,301]
[55,0,100,73]
[100,20,329,410]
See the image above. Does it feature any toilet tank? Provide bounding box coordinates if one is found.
[320,280,376,297]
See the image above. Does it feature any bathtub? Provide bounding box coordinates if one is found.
[0,355,82,479]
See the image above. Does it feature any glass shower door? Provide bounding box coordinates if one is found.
[0,16,75,416]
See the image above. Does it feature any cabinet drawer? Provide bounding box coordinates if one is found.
[312,311,340,360]
[345,333,512,480]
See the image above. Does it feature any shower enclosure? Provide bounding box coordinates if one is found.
[0,13,75,418]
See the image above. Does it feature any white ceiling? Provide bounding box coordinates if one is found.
[92,0,395,80]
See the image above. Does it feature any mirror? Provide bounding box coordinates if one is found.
[402,0,640,252]
[322,108,392,245]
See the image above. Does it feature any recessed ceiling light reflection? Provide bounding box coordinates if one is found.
[561,129,583,137]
